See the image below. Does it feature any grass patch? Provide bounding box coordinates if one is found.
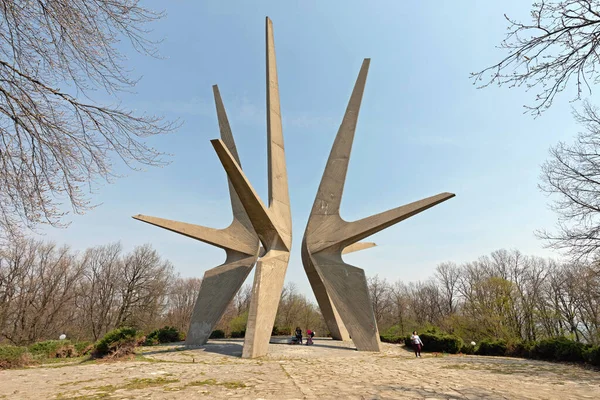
[58,378,97,387]
[187,379,247,389]
[123,377,180,389]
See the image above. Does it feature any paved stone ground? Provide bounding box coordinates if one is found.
[1,338,599,399]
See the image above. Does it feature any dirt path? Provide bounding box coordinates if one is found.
[1,339,599,399]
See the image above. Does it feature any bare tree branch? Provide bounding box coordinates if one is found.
[538,100,600,260]
[0,0,178,236]
[472,0,600,115]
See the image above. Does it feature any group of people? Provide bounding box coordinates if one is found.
[288,327,424,356]
[290,327,315,345]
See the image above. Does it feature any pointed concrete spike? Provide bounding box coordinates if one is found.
[311,59,370,217]
[212,85,253,225]
[236,18,293,358]
[132,214,256,255]
[302,57,455,352]
[327,192,455,251]
[342,242,377,255]
[265,17,291,219]
[211,138,290,251]
[213,85,242,165]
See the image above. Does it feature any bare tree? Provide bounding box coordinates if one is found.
[472,1,600,115]
[539,101,600,260]
[435,262,460,315]
[77,242,123,340]
[0,0,176,236]
[163,277,202,334]
[0,238,83,344]
[367,275,392,328]
[114,244,173,330]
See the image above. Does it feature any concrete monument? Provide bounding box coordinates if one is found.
[301,58,455,351]
[134,17,454,358]
[133,84,260,346]
[208,17,292,359]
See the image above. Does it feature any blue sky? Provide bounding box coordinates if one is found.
[40,1,582,297]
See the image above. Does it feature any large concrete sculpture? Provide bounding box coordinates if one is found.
[208,17,292,359]
[133,85,260,346]
[134,17,455,358]
[301,58,455,351]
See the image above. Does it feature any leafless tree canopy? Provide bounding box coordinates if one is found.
[0,0,175,236]
[472,0,600,115]
[539,100,600,260]
[2,239,599,345]
[369,249,600,345]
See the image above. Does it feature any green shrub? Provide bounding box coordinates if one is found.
[0,345,32,369]
[380,334,404,344]
[144,326,182,346]
[506,341,534,358]
[94,327,141,358]
[74,341,93,355]
[459,342,476,355]
[420,332,463,354]
[29,340,77,358]
[400,331,463,354]
[530,337,586,362]
[476,339,507,356]
[230,330,245,338]
[228,312,247,337]
[584,345,600,366]
[271,326,288,336]
[209,330,225,339]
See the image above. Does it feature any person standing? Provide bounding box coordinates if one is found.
[295,327,303,344]
[411,331,424,358]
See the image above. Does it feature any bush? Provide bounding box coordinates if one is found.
[530,337,587,363]
[380,334,404,344]
[144,326,183,346]
[210,330,225,339]
[29,340,77,358]
[228,312,248,337]
[584,345,600,366]
[271,326,288,336]
[94,327,142,358]
[476,339,507,356]
[459,342,476,355]
[230,330,245,338]
[418,332,463,354]
[506,341,534,358]
[398,331,462,354]
[74,341,93,356]
[0,346,32,369]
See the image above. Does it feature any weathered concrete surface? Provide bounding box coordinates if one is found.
[210,17,292,359]
[3,340,599,399]
[133,85,259,346]
[302,59,455,351]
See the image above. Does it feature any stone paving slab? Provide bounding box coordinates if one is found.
[0,338,599,399]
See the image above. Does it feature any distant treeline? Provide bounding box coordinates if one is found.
[0,237,327,345]
[368,249,600,346]
[2,239,599,347]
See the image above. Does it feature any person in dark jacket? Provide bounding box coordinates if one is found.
[295,327,303,344]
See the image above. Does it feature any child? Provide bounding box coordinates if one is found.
[411,331,424,358]
[306,329,314,345]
